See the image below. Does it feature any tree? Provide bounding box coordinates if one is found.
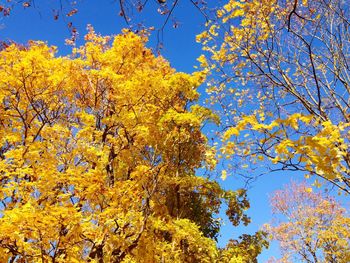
[0,27,267,262]
[198,0,350,193]
[265,182,350,263]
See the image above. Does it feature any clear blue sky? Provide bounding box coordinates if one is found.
[0,1,313,261]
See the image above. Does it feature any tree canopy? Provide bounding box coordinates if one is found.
[1,0,349,261]
[266,182,350,263]
[198,0,350,193]
[0,27,267,262]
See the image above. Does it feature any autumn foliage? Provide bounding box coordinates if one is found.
[0,27,267,262]
[2,0,350,261]
[198,0,350,193]
[266,182,350,263]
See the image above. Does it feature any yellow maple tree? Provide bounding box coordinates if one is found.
[198,0,350,193]
[0,27,267,262]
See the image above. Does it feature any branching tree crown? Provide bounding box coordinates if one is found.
[0,27,267,262]
[266,182,350,263]
[198,0,350,193]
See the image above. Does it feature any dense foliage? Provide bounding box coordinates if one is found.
[1,0,349,261]
[0,28,267,262]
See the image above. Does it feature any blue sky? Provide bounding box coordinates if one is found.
[0,1,317,261]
